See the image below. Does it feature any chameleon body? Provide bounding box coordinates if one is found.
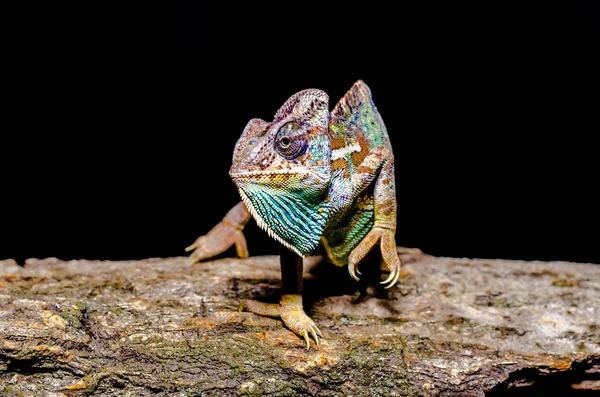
[187,80,402,348]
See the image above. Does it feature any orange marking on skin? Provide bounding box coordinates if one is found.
[351,133,369,167]
[332,158,347,170]
[331,136,347,150]
[357,164,373,174]
[309,126,325,137]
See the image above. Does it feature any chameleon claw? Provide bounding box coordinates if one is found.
[277,294,322,349]
[303,331,310,350]
[393,270,400,287]
[315,325,323,338]
[381,269,400,289]
[310,327,319,347]
[381,270,395,285]
[348,262,361,281]
[186,252,200,266]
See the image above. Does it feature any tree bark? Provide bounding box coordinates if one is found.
[0,250,598,396]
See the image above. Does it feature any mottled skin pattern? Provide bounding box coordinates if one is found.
[187,80,401,348]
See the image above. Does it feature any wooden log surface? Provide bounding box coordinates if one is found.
[0,250,598,396]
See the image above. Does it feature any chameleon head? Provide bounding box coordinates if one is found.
[229,89,333,256]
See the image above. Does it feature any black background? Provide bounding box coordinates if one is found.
[2,4,598,266]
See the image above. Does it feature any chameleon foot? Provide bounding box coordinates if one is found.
[185,201,250,265]
[240,294,322,349]
[348,226,401,288]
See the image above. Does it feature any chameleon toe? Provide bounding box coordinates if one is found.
[348,261,361,281]
[381,270,398,288]
[310,327,319,347]
[303,331,310,350]
[381,270,395,285]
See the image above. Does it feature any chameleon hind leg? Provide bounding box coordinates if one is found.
[240,244,322,349]
[348,153,402,288]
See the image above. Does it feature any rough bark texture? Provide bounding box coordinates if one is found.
[0,250,598,396]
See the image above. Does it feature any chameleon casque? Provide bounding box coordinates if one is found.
[186,80,402,349]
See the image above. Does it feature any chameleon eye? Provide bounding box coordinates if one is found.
[275,122,308,160]
[280,136,291,148]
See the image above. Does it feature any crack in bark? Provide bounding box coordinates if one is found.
[487,356,600,396]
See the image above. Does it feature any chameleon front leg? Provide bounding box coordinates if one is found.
[347,148,402,288]
[185,201,251,265]
[240,244,322,349]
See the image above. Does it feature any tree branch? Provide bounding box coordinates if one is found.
[0,251,598,396]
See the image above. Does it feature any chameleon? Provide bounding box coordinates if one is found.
[186,80,403,349]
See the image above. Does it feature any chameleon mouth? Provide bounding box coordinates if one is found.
[229,169,330,192]
[229,168,312,181]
